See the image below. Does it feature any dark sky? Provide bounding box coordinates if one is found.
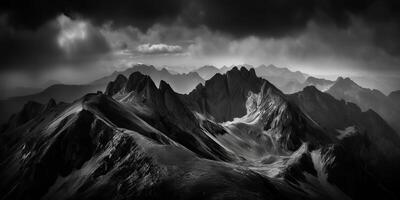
[0,0,400,92]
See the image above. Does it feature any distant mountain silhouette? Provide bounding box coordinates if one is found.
[0,87,42,100]
[0,64,204,125]
[192,65,221,80]
[91,64,204,94]
[327,77,400,135]
[303,76,334,91]
[255,64,308,82]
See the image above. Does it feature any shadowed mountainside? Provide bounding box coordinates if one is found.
[327,77,400,135]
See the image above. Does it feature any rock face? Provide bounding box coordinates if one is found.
[104,74,128,96]
[0,68,398,200]
[327,77,400,135]
[184,67,264,122]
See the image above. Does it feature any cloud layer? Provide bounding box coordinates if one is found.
[136,43,183,54]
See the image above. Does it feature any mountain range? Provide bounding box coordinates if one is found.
[0,64,204,125]
[193,64,336,94]
[1,67,399,200]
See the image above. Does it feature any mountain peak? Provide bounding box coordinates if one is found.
[45,98,57,110]
[160,67,169,73]
[302,85,321,94]
[105,74,128,96]
[336,76,354,83]
[126,72,157,93]
[159,80,173,92]
[186,67,279,122]
[332,77,360,89]
[226,66,257,79]
[200,65,218,70]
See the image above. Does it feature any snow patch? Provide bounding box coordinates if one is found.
[298,149,351,200]
[336,126,357,140]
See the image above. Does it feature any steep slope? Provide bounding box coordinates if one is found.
[327,77,400,134]
[289,86,400,195]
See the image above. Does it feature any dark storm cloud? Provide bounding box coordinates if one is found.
[2,0,400,54]
[0,15,110,71]
[0,0,186,30]
[0,0,397,35]
[183,0,400,57]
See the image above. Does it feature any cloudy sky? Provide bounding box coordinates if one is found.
[0,0,400,92]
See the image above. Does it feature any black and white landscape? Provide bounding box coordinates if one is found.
[1,1,400,200]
